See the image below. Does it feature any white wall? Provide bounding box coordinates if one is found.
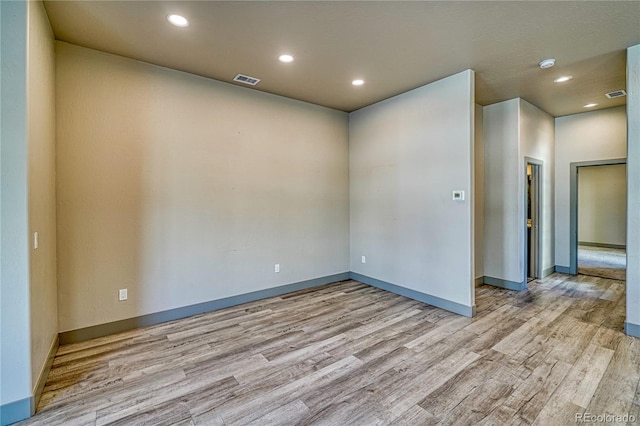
[1,3,58,420]
[554,106,627,268]
[578,164,626,246]
[1,0,31,413]
[483,99,520,283]
[56,43,350,332]
[28,0,57,395]
[349,70,475,314]
[520,99,555,276]
[627,44,640,331]
[483,98,554,285]
[474,104,484,281]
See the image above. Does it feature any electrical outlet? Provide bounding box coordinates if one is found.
[34,232,39,250]
[119,289,128,301]
[275,264,280,273]
[361,256,366,264]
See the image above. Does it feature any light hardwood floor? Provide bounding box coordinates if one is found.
[19,273,639,425]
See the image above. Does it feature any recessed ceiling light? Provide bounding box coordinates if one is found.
[539,58,556,69]
[167,14,189,27]
[352,79,364,86]
[278,54,294,63]
[554,76,573,83]
[584,103,598,108]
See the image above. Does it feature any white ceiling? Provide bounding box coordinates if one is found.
[43,1,640,116]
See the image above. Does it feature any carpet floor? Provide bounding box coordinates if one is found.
[578,245,626,281]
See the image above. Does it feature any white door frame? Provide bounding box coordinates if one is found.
[524,157,543,282]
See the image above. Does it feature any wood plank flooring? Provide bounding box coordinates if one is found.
[18,273,640,425]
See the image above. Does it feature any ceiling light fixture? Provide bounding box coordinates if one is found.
[583,103,598,108]
[554,76,573,83]
[352,79,364,86]
[278,54,294,63]
[167,14,189,27]
[538,58,556,69]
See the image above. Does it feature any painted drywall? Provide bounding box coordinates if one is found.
[474,104,484,281]
[520,99,555,276]
[56,43,349,332]
[483,99,521,283]
[27,0,58,395]
[554,106,627,268]
[349,70,475,312]
[1,3,57,421]
[627,44,640,331]
[0,0,31,417]
[578,164,626,246]
[483,99,554,285]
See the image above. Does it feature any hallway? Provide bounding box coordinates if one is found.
[578,245,626,281]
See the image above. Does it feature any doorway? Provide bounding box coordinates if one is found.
[569,159,627,276]
[525,158,542,281]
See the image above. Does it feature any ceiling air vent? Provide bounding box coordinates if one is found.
[233,74,261,86]
[605,89,626,99]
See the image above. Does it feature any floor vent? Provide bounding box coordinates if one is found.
[605,89,626,99]
[233,74,261,86]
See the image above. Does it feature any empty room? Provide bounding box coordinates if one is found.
[1,1,640,425]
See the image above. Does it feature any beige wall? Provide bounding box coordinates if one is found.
[483,99,520,283]
[28,0,58,392]
[520,99,555,276]
[474,104,484,280]
[483,98,555,284]
[578,164,626,247]
[626,44,640,330]
[55,42,349,332]
[0,0,57,414]
[1,0,32,408]
[349,70,475,313]
[554,106,627,268]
